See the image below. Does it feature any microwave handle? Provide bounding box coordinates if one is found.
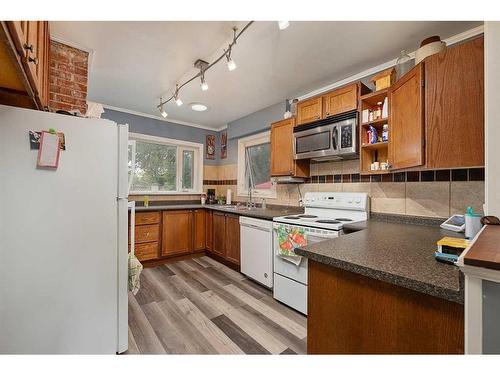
[332,126,338,150]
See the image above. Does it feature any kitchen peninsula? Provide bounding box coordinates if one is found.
[295,214,465,354]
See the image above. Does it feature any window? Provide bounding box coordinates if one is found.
[128,133,203,194]
[237,131,276,198]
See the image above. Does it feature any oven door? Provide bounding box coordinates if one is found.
[293,124,335,160]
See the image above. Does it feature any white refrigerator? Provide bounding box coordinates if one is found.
[0,105,129,354]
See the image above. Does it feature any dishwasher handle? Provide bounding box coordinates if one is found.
[241,223,271,232]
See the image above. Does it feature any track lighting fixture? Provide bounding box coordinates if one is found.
[159,97,168,118]
[174,85,183,106]
[194,59,210,91]
[200,75,209,91]
[226,48,237,71]
[278,21,290,30]
[156,22,254,113]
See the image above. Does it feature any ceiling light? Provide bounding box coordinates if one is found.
[174,84,183,106]
[159,97,168,118]
[190,103,208,112]
[278,21,290,30]
[200,75,209,91]
[225,47,237,71]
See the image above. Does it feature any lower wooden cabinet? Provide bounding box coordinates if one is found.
[212,211,226,258]
[206,210,213,252]
[162,210,193,256]
[225,214,241,265]
[129,211,161,262]
[128,208,241,265]
[193,209,206,252]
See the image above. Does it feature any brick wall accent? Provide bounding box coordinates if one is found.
[49,40,89,114]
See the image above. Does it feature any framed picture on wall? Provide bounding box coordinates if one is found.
[206,134,215,160]
[221,131,227,159]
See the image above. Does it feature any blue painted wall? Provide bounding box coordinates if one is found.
[101,108,220,165]
[219,101,286,165]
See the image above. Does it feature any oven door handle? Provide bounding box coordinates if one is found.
[332,126,338,150]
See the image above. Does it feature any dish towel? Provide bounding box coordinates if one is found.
[276,224,308,266]
[128,253,143,295]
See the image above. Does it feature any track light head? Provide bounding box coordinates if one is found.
[200,78,209,91]
[225,48,237,71]
[174,85,183,106]
[278,21,290,30]
[159,97,168,117]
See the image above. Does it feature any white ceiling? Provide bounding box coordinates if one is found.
[50,21,481,129]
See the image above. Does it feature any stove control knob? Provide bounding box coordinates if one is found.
[348,199,353,203]
[355,199,361,204]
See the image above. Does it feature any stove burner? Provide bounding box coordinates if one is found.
[283,216,300,219]
[335,218,353,222]
[298,215,318,218]
[315,220,341,224]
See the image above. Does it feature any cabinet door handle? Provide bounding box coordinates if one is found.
[326,112,330,116]
[23,43,34,52]
[29,57,39,65]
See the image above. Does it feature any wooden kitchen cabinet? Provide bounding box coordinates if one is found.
[193,209,206,252]
[212,211,226,258]
[206,210,213,252]
[323,83,358,118]
[388,63,425,170]
[424,36,484,168]
[0,21,50,110]
[162,210,193,256]
[129,211,161,262]
[296,96,323,125]
[225,214,241,265]
[270,118,310,177]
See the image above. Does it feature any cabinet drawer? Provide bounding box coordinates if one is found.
[135,211,160,225]
[134,242,159,261]
[135,224,159,243]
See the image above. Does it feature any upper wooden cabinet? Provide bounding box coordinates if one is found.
[389,64,425,170]
[296,82,368,125]
[424,36,484,169]
[323,84,358,118]
[0,21,50,110]
[270,118,310,177]
[297,97,323,125]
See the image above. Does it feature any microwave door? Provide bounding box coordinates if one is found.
[294,126,332,159]
[338,120,357,155]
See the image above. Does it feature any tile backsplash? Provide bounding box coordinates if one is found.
[203,160,485,218]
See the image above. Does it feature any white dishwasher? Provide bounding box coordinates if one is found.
[239,216,274,288]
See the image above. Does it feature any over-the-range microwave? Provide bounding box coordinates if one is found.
[293,110,358,160]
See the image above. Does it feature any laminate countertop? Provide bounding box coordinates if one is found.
[132,203,304,221]
[294,216,465,304]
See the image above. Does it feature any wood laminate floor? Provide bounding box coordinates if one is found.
[127,256,307,354]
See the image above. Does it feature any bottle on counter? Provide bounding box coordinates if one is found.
[144,195,149,207]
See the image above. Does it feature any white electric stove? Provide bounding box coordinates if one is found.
[272,192,370,315]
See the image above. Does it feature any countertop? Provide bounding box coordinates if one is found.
[294,217,465,304]
[132,202,304,220]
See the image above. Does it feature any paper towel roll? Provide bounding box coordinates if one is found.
[226,189,232,205]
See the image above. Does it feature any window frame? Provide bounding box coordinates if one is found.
[237,131,276,199]
[128,132,203,195]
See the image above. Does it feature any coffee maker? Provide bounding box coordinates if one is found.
[207,188,216,204]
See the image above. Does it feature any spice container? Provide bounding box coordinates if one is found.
[373,102,382,120]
